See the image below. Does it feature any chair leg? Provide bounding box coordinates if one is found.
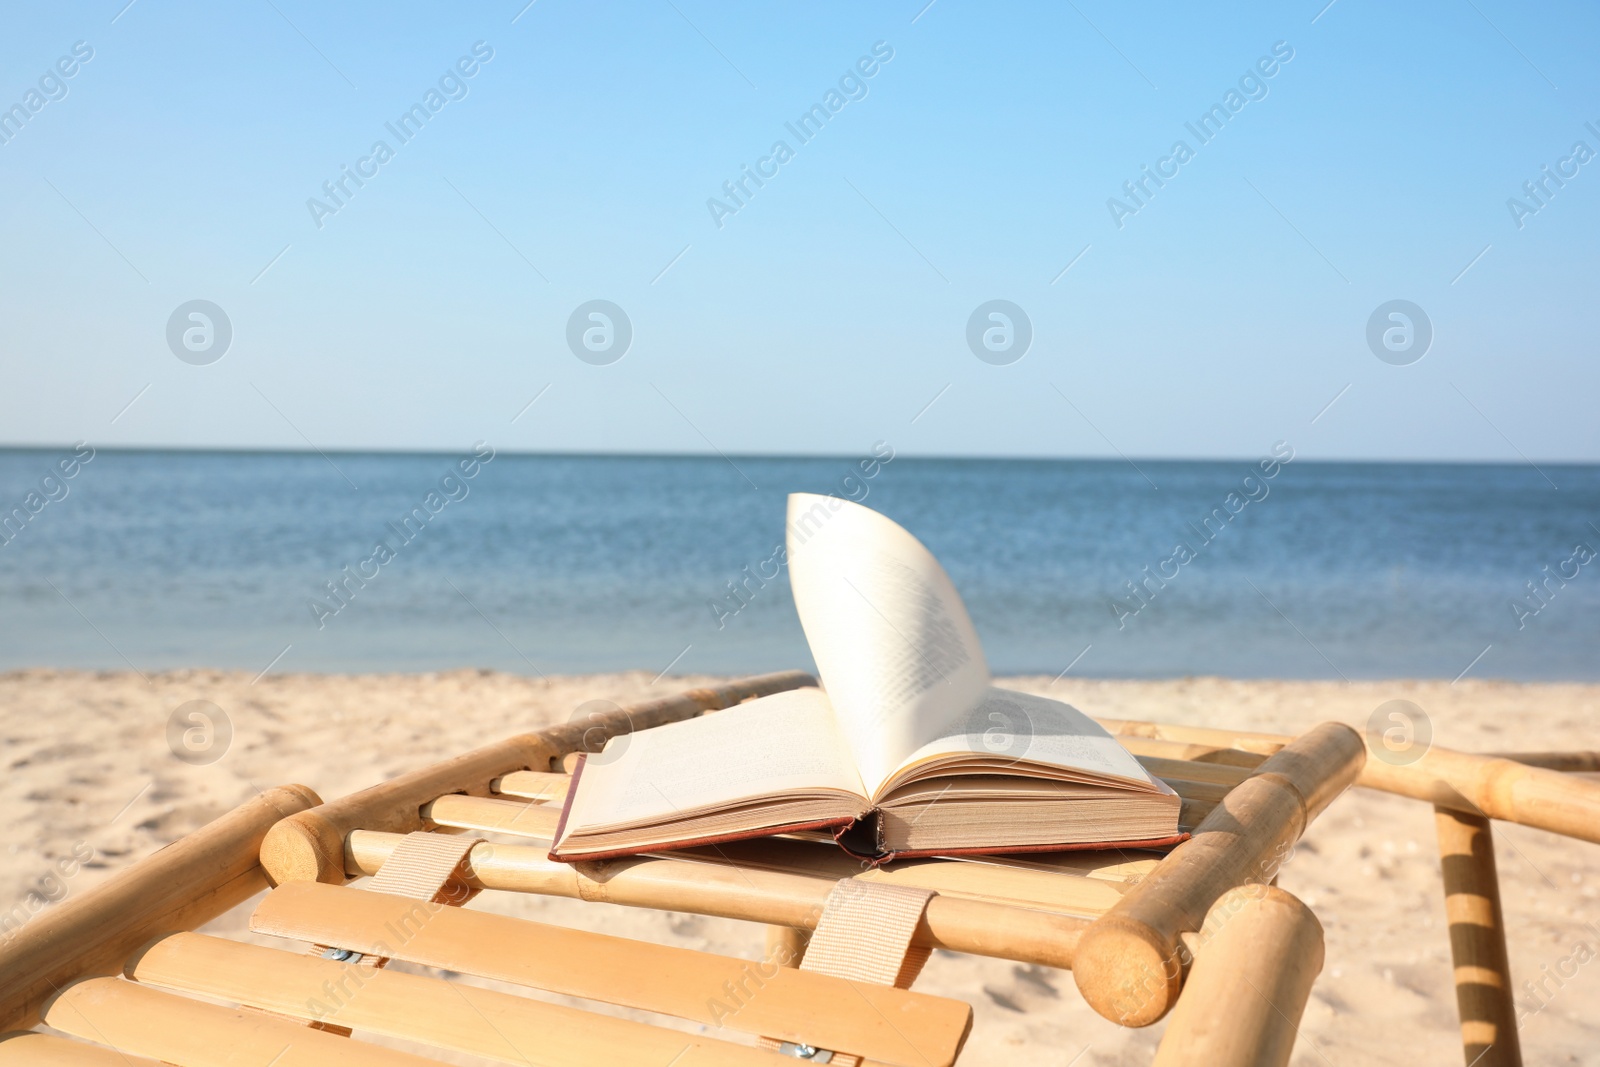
[1434,806,1522,1067]
[1150,884,1324,1067]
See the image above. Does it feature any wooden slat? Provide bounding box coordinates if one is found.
[0,785,321,1033]
[1119,735,1270,769]
[1179,797,1218,831]
[41,977,447,1066]
[492,769,571,802]
[1159,777,1234,806]
[1137,756,1254,788]
[348,830,1097,962]
[251,882,971,1067]
[128,933,786,1067]
[0,1032,165,1066]
[422,794,559,838]
[262,671,816,884]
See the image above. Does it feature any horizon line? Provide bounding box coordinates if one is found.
[1,443,1597,467]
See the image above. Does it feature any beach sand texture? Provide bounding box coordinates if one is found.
[3,669,1596,1065]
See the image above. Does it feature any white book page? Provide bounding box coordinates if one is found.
[883,686,1163,795]
[561,687,864,833]
[786,493,991,796]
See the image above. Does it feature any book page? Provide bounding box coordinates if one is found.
[560,687,865,833]
[786,493,991,796]
[879,686,1163,798]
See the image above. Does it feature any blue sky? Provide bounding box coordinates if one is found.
[1,0,1596,461]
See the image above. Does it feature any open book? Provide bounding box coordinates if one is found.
[550,494,1183,863]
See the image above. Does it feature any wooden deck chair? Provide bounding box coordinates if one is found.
[13,671,1571,1065]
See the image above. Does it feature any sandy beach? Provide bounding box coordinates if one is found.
[3,668,1596,1065]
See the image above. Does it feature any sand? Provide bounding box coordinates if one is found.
[2,668,1597,1065]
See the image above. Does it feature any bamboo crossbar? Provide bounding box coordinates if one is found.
[260,671,815,884]
[0,784,320,1033]
[1098,718,1600,843]
[491,769,572,802]
[127,932,786,1067]
[422,793,560,837]
[252,882,973,1067]
[1072,722,1364,1026]
[347,831,1093,966]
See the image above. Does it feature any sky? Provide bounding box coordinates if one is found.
[1,0,1597,462]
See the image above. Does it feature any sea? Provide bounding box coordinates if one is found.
[1,448,1596,681]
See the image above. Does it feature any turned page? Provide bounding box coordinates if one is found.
[560,687,864,832]
[786,493,991,796]
[881,686,1165,796]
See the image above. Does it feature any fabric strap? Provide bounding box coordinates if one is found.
[366,830,484,905]
[307,830,482,971]
[760,880,936,1064]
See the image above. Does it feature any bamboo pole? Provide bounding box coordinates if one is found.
[1098,719,1600,844]
[346,831,1089,967]
[1360,748,1600,844]
[1487,751,1600,773]
[1072,722,1364,1027]
[260,671,814,885]
[1435,807,1522,1067]
[0,784,320,1034]
[1150,884,1324,1067]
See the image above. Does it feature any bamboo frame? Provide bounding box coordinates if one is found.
[1072,722,1364,1026]
[260,670,814,885]
[1098,718,1600,842]
[0,784,320,1033]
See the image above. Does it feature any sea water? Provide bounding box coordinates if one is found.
[0,448,1595,680]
